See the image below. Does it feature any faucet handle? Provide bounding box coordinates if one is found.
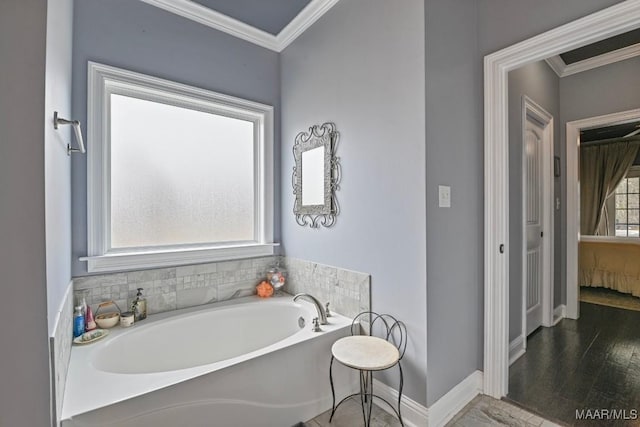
[312,317,322,332]
[325,302,332,317]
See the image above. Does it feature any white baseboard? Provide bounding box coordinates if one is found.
[372,379,428,427]
[427,370,484,427]
[372,370,484,427]
[553,304,566,325]
[509,335,525,365]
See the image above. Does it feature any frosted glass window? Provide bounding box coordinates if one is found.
[110,94,255,248]
[85,62,274,273]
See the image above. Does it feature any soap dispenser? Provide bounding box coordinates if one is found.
[131,288,147,321]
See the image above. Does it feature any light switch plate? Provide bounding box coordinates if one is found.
[439,185,451,208]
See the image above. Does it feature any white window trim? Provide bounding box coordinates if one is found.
[81,62,276,273]
[613,165,640,238]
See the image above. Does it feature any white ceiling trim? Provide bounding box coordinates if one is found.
[545,42,640,77]
[276,0,340,50]
[544,55,566,77]
[138,0,340,52]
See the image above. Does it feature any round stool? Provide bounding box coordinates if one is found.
[329,313,406,426]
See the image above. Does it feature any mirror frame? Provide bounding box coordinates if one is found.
[292,122,340,228]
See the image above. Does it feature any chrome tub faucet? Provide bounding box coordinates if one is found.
[293,293,328,325]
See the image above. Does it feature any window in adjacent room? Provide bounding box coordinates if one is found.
[614,166,640,237]
[84,62,275,272]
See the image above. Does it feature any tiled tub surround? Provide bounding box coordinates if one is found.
[50,282,74,424]
[73,256,276,315]
[283,257,370,318]
[72,256,371,319]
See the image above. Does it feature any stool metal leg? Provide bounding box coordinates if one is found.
[358,370,375,427]
[397,362,405,427]
[366,370,374,426]
[359,371,367,424]
[330,365,404,426]
[329,356,337,422]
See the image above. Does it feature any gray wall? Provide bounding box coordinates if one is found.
[507,61,560,342]
[0,1,52,426]
[560,56,640,125]
[424,0,624,405]
[71,0,281,276]
[46,0,74,333]
[281,0,427,405]
[425,0,483,406]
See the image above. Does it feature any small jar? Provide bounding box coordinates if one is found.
[120,311,135,328]
[266,264,287,294]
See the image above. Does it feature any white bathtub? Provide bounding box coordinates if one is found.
[61,295,357,427]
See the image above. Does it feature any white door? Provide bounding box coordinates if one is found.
[525,118,544,335]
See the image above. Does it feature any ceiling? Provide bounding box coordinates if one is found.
[190,0,312,35]
[560,28,640,64]
[581,121,640,143]
[546,28,640,77]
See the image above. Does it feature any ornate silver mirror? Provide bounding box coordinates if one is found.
[292,122,340,228]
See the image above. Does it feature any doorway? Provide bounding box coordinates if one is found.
[566,108,640,319]
[483,1,640,398]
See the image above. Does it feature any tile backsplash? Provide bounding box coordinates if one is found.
[283,257,370,318]
[72,256,371,319]
[73,256,276,315]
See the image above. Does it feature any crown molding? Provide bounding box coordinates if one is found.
[138,0,340,52]
[545,42,640,77]
[138,0,279,50]
[544,55,566,77]
[276,0,341,50]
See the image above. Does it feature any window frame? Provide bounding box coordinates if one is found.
[82,62,275,273]
[614,165,640,238]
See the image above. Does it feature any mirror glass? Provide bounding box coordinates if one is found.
[301,146,325,206]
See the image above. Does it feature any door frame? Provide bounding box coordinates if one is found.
[565,108,640,319]
[521,96,554,345]
[483,1,640,398]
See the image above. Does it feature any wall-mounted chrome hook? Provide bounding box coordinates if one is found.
[54,111,85,155]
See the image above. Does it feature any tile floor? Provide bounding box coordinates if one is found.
[305,395,560,427]
[305,396,401,427]
[447,395,561,427]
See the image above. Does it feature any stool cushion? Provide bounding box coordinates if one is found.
[332,336,400,371]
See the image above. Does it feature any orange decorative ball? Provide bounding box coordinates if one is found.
[256,281,274,298]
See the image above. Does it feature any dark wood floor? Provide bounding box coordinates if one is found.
[506,302,640,426]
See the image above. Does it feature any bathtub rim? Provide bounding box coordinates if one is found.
[61,293,352,420]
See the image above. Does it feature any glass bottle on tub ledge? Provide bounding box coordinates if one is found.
[266,261,287,295]
[131,288,147,321]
